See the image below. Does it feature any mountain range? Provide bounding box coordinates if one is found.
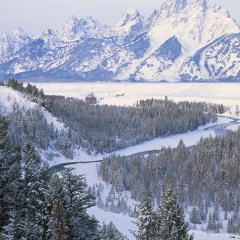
[0,0,239,82]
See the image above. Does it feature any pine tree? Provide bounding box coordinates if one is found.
[156,185,193,240]
[61,168,99,240]
[227,216,237,233]
[14,142,51,239]
[52,201,67,240]
[131,192,157,240]
[48,173,66,239]
[190,207,201,224]
[0,115,22,233]
[100,221,127,240]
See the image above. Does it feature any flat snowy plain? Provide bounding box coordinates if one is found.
[32,82,240,239]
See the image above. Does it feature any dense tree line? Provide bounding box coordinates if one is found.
[48,95,218,154]
[0,114,127,239]
[99,127,240,234]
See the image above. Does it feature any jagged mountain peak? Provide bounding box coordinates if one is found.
[12,27,27,36]
[68,15,78,22]
[0,27,32,60]
[103,8,147,44]
[0,32,8,38]
[126,8,139,16]
[0,0,239,82]
[160,0,187,18]
[57,15,108,41]
[148,0,187,26]
[42,29,55,37]
[86,15,94,21]
[115,8,142,28]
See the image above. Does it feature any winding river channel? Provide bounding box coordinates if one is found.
[49,115,240,173]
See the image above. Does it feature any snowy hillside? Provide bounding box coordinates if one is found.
[0,86,65,129]
[179,33,240,81]
[0,0,239,81]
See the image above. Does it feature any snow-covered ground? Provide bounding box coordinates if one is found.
[33,82,240,109]
[4,83,240,239]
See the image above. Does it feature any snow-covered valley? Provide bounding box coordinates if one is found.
[31,82,240,239]
[1,82,240,239]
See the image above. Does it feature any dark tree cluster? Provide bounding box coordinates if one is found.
[132,186,193,240]
[99,127,240,233]
[137,97,227,115]
[49,96,217,154]
[0,114,128,239]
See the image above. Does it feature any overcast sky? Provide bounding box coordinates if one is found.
[0,0,239,35]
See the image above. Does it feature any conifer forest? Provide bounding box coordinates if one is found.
[1,79,240,239]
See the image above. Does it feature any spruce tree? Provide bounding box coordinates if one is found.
[132,192,157,240]
[100,221,127,240]
[59,168,99,240]
[12,142,51,239]
[0,115,22,233]
[156,185,193,240]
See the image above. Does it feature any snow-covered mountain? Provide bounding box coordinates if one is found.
[0,0,239,82]
[103,8,148,45]
[0,28,33,60]
[179,33,240,81]
[57,15,109,41]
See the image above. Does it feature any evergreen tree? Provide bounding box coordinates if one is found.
[190,207,201,224]
[61,168,99,240]
[48,173,66,240]
[52,201,67,240]
[156,185,193,240]
[8,142,51,239]
[0,115,21,233]
[100,221,127,240]
[132,192,158,240]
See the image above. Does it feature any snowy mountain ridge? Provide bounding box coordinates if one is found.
[0,0,239,82]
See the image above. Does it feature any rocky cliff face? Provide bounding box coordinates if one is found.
[0,0,239,82]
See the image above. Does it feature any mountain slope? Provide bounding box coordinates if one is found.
[179,33,240,81]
